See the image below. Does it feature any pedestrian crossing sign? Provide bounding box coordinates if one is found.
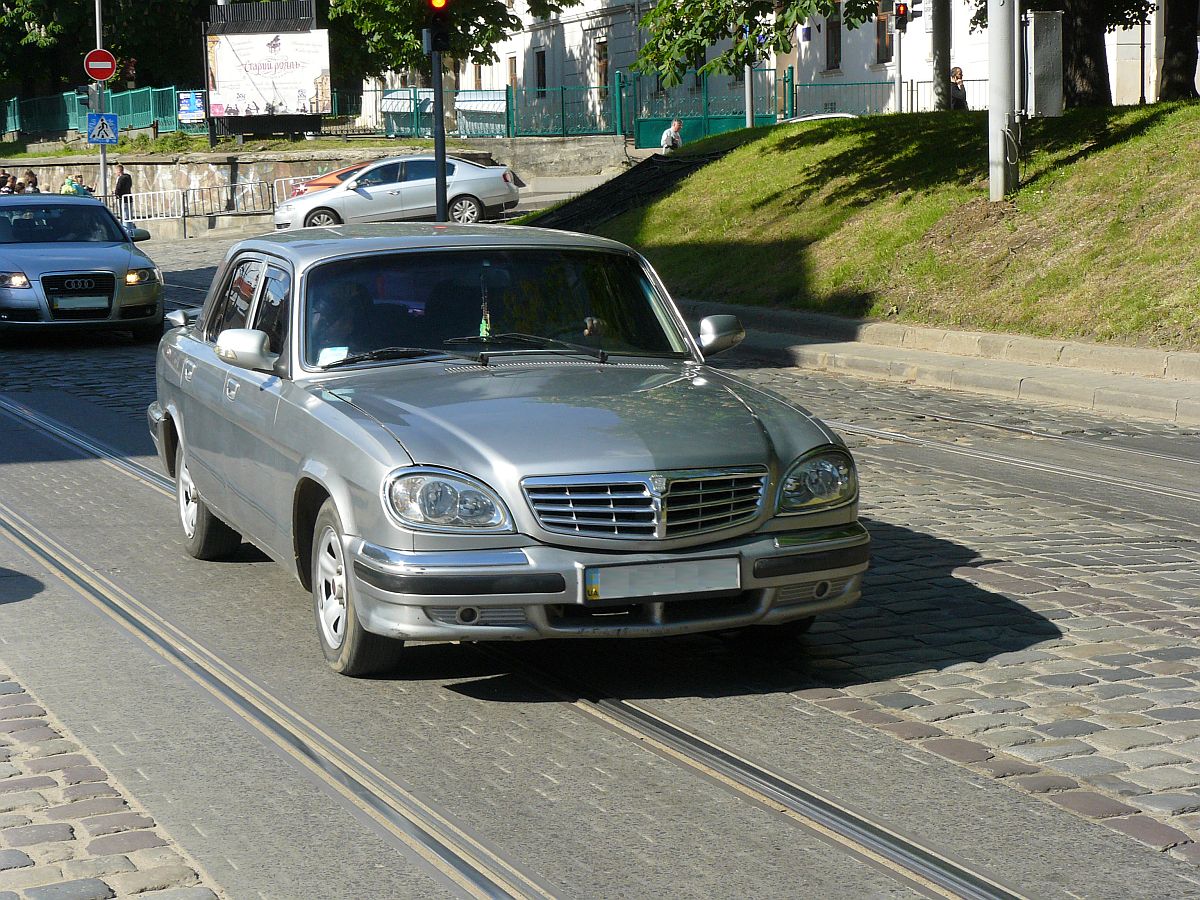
[86,113,119,145]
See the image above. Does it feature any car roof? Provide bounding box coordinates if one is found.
[234,224,634,268]
[0,195,104,206]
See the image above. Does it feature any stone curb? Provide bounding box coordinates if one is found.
[676,300,1200,426]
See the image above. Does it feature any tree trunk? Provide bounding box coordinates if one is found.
[1161,0,1200,100]
[931,0,952,109]
[1061,0,1113,106]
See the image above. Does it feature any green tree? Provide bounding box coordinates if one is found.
[329,0,582,75]
[1160,0,1199,99]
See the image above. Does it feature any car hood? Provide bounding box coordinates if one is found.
[322,359,835,478]
[0,242,141,276]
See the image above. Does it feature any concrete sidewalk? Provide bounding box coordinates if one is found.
[678,299,1200,427]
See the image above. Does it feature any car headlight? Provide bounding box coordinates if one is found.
[384,468,512,532]
[0,272,31,289]
[125,268,159,285]
[778,449,858,513]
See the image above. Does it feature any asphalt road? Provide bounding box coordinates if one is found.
[2,232,1200,898]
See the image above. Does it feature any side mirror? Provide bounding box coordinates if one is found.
[698,315,745,356]
[215,328,279,373]
[343,179,358,191]
[128,226,151,242]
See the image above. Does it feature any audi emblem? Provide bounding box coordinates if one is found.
[63,278,96,291]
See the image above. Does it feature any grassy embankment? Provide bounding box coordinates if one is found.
[594,103,1200,349]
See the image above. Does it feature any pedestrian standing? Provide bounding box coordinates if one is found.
[950,67,969,110]
[114,164,133,220]
[21,170,39,193]
[660,118,683,154]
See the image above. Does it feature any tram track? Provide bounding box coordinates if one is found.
[0,394,1032,899]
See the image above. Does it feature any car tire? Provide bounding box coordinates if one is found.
[305,208,342,227]
[448,195,482,224]
[131,318,164,343]
[311,498,400,677]
[175,442,241,560]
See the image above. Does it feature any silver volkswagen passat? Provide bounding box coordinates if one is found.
[272,155,520,229]
[149,224,869,676]
[0,194,164,340]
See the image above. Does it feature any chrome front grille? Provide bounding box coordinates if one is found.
[523,469,767,540]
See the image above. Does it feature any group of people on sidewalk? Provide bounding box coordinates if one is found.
[0,168,41,194]
[0,164,135,217]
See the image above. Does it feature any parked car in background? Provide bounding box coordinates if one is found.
[148,224,868,676]
[0,194,163,341]
[273,155,520,228]
[289,162,368,197]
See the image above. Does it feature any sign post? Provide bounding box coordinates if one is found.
[84,43,118,198]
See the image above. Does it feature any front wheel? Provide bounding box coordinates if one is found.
[175,442,241,560]
[311,499,401,676]
[448,195,482,224]
[305,208,342,228]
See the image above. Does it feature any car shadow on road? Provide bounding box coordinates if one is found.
[416,517,1063,703]
[0,567,45,605]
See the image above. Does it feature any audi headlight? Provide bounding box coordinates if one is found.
[778,449,857,513]
[125,267,159,285]
[384,468,511,532]
[0,272,30,289]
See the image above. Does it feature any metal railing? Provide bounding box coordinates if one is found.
[185,181,274,217]
[910,79,989,111]
[98,188,185,221]
[794,81,895,117]
[272,175,317,200]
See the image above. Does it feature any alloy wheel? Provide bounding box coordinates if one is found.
[316,524,347,649]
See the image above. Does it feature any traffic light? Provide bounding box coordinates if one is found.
[894,2,909,32]
[428,0,451,53]
[909,0,922,20]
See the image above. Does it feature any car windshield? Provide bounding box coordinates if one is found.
[0,203,126,244]
[303,248,690,368]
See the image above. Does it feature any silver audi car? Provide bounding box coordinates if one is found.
[0,194,164,340]
[149,225,869,676]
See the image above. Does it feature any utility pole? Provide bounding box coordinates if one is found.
[744,63,754,128]
[987,0,1018,199]
[432,50,447,222]
[95,0,109,198]
[894,29,904,112]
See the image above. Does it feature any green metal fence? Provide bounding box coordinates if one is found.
[510,85,615,136]
[3,86,187,137]
[622,67,777,149]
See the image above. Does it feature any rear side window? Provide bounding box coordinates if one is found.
[253,266,291,354]
[206,258,262,342]
[403,160,453,181]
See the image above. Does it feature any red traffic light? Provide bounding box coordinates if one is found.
[430,0,447,7]
[894,2,909,16]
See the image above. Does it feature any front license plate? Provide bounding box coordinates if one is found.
[584,557,741,602]
[52,295,109,310]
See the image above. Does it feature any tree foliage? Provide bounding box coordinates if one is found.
[329,0,582,76]
[636,0,877,83]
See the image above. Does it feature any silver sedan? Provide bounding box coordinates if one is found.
[0,194,164,340]
[149,224,869,676]
[272,155,520,228]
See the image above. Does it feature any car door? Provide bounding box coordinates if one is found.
[337,161,402,223]
[179,255,264,522]
[398,159,451,219]
[219,260,294,553]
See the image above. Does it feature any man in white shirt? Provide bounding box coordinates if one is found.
[660,118,683,154]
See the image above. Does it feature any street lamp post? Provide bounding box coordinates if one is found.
[95,0,110,198]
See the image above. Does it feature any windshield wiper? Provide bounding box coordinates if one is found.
[443,332,608,365]
[321,347,447,369]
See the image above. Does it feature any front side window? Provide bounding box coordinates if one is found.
[356,163,401,188]
[303,249,690,369]
[0,204,126,244]
[206,258,262,342]
[253,265,291,354]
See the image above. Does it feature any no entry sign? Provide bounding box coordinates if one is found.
[83,49,118,81]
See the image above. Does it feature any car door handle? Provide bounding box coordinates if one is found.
[224,378,239,401]
[387,190,402,195]
[182,359,196,382]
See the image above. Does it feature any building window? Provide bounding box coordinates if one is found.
[826,3,842,71]
[596,39,609,96]
[876,0,894,64]
[474,63,482,91]
[508,56,517,89]
[535,49,547,96]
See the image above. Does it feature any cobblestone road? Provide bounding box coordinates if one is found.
[4,232,1200,890]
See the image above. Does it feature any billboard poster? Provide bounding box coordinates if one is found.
[206,30,331,116]
[177,90,206,124]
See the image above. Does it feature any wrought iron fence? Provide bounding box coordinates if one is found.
[910,79,989,111]
[623,67,777,149]
[793,81,895,118]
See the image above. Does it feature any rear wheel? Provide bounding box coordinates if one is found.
[311,499,400,676]
[305,208,342,227]
[448,195,482,224]
[175,442,241,560]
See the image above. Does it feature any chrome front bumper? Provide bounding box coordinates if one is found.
[348,523,870,642]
